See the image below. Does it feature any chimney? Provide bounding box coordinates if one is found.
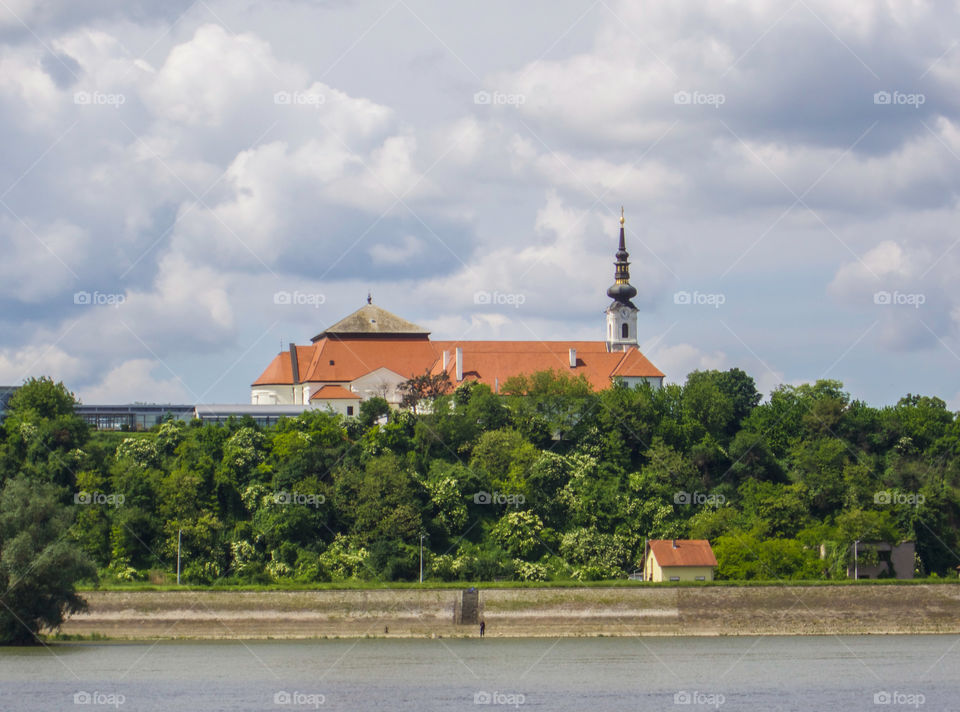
[289,343,300,402]
[672,539,678,549]
[442,350,449,369]
[569,347,576,368]
[455,347,463,382]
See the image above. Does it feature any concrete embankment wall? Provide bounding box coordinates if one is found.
[59,585,960,639]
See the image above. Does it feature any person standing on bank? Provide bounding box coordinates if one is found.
[479,620,485,637]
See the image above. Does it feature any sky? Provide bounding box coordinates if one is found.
[0,0,958,407]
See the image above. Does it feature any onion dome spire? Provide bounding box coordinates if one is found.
[606,207,638,304]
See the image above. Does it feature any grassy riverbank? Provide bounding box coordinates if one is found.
[57,581,960,640]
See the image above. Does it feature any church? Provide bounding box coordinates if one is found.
[251,213,664,414]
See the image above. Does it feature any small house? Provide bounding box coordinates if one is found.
[844,541,915,580]
[643,539,717,582]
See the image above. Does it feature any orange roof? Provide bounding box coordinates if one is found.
[303,337,439,382]
[430,341,663,391]
[253,337,663,390]
[647,540,718,568]
[310,385,360,401]
[610,347,666,379]
[252,352,293,386]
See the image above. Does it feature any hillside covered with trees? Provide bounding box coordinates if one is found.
[1,371,958,585]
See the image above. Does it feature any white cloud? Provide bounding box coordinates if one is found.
[77,358,192,404]
[646,343,727,384]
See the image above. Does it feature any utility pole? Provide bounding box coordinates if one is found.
[853,539,859,581]
[419,534,425,584]
[177,529,182,585]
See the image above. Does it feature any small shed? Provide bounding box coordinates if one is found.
[643,539,717,582]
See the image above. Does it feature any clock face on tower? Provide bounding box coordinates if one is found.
[619,307,631,319]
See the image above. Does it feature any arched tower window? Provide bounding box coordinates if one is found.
[621,323,629,339]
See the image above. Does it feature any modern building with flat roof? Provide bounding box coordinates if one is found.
[75,404,196,431]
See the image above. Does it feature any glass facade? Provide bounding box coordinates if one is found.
[76,405,196,431]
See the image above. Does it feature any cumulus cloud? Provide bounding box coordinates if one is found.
[76,358,193,404]
[1,0,959,406]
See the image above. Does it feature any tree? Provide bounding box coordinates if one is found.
[0,477,96,644]
[397,371,452,412]
[1,377,89,488]
[359,397,391,427]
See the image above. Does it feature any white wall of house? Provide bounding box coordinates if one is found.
[644,551,715,582]
[349,367,409,405]
[251,387,295,405]
[314,398,361,417]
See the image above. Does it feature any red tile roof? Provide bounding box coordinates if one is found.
[648,540,718,568]
[309,385,360,401]
[430,341,663,391]
[253,338,664,390]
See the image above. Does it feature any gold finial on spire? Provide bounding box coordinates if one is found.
[620,206,625,226]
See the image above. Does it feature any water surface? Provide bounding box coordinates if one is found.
[0,635,955,711]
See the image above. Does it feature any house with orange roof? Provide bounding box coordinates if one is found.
[251,211,665,411]
[643,539,718,582]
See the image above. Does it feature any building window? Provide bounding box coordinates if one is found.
[695,576,705,581]
[621,323,628,339]
[669,576,680,582]
[346,406,354,416]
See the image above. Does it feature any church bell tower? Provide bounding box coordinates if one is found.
[605,208,639,352]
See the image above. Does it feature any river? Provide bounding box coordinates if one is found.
[0,635,955,710]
